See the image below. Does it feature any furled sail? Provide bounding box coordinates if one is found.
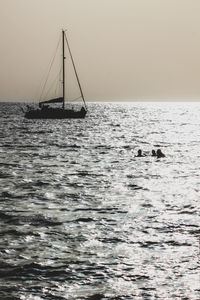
[39,97,63,107]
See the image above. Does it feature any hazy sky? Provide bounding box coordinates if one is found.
[1,0,200,102]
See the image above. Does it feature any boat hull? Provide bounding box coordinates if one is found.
[24,108,87,119]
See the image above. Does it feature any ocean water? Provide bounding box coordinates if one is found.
[0,101,199,300]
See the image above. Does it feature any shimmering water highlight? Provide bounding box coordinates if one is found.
[0,102,199,299]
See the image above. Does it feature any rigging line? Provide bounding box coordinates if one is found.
[43,69,62,100]
[55,65,62,96]
[64,32,87,110]
[54,77,60,97]
[54,65,62,97]
[40,35,61,101]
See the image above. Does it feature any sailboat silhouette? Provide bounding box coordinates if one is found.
[25,30,87,119]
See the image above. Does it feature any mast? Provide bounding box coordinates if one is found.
[62,30,65,110]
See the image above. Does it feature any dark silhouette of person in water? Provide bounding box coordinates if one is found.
[152,150,157,157]
[156,149,165,158]
[136,149,145,157]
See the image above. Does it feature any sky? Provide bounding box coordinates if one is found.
[1,0,200,102]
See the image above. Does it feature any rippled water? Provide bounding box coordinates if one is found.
[0,102,200,299]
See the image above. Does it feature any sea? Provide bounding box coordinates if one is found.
[0,101,199,300]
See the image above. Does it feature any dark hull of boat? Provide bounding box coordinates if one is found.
[24,108,87,119]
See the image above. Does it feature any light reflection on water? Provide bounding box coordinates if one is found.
[0,102,199,299]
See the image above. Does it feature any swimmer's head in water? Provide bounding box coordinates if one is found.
[152,150,156,156]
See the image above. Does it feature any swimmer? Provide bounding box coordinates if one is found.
[136,149,145,157]
[151,150,157,157]
[156,149,165,158]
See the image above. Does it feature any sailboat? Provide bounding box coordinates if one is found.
[25,30,87,119]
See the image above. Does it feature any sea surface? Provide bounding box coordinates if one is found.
[0,102,199,300]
